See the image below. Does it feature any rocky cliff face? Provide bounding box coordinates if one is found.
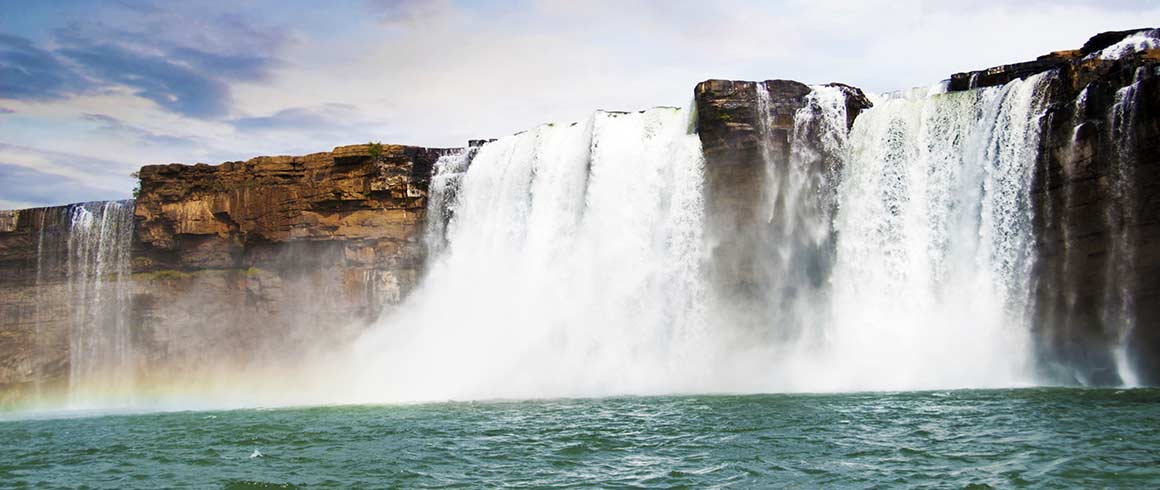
[940,28,1160,384]
[1,29,1157,405]
[1022,32,1159,385]
[694,79,871,333]
[0,144,454,405]
[694,28,1160,385]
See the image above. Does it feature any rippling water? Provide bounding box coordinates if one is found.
[2,388,1158,488]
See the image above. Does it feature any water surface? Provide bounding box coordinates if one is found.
[2,388,1157,488]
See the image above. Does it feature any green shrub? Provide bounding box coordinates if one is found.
[368,141,384,160]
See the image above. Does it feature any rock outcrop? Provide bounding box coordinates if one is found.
[694,79,871,332]
[0,144,455,405]
[943,28,1160,384]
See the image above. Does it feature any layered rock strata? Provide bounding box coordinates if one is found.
[0,144,453,404]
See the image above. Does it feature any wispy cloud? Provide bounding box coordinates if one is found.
[228,103,403,154]
[232,103,361,131]
[51,23,284,118]
[2,3,288,119]
[0,162,116,207]
[366,0,453,24]
[81,113,197,147]
[0,33,94,101]
[0,143,135,207]
[1,0,1158,208]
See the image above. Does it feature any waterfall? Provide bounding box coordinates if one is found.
[824,73,1051,389]
[57,201,137,401]
[347,107,709,402]
[425,148,474,258]
[1089,28,1160,60]
[1105,68,1146,387]
[32,209,50,399]
[340,75,1060,400]
[1054,86,1089,377]
[752,84,849,344]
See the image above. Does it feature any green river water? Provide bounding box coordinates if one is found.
[1,388,1157,489]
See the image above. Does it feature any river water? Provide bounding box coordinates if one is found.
[3,388,1157,488]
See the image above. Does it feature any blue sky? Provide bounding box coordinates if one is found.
[0,0,1156,208]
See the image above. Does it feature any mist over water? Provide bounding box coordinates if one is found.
[330,74,1064,404]
[824,74,1049,390]
[25,202,138,406]
[13,71,1142,411]
[343,107,711,402]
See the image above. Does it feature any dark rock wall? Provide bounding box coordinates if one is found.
[1023,44,1160,385]
[949,29,1160,384]
[695,79,810,302]
[694,79,870,336]
[694,29,1159,385]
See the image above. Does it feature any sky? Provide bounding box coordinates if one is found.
[0,0,1157,208]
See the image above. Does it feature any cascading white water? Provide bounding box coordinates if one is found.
[1089,29,1160,60]
[823,73,1051,389]
[1057,87,1089,353]
[337,75,1059,400]
[345,107,710,402]
[424,148,473,257]
[62,201,137,401]
[1105,68,1146,387]
[755,85,849,343]
[32,210,50,399]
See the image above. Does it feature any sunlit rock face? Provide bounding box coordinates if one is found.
[0,144,455,406]
[133,143,449,271]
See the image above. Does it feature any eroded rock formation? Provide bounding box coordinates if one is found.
[0,144,453,404]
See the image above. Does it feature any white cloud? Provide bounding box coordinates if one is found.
[249,0,1158,150]
[2,0,1158,206]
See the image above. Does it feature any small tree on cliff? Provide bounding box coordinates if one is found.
[368,141,384,161]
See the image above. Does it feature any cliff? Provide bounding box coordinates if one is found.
[692,28,1160,385]
[944,28,1160,383]
[693,79,871,333]
[1022,33,1160,385]
[1,28,1158,405]
[0,144,454,404]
